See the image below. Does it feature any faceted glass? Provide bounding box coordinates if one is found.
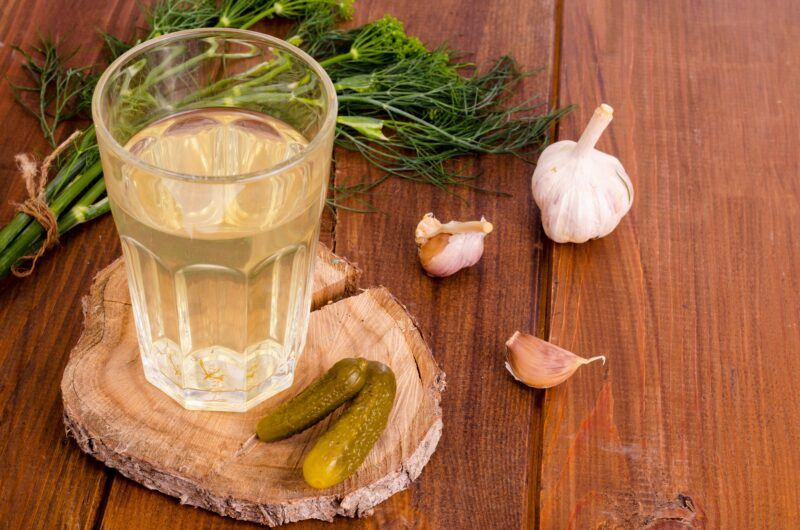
[92,29,337,411]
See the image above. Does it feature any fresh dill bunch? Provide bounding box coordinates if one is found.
[9,41,96,147]
[330,44,570,190]
[3,0,571,274]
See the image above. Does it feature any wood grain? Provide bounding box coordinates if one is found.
[330,1,557,528]
[539,0,800,528]
[12,0,798,528]
[0,1,140,528]
[62,252,443,526]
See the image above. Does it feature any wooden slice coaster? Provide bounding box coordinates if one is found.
[61,243,445,526]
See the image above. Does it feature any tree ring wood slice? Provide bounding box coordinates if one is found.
[61,243,445,526]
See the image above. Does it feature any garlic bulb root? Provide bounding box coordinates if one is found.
[415,213,493,277]
[505,331,605,389]
[531,103,634,244]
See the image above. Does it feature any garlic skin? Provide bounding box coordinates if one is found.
[505,331,605,388]
[415,213,493,277]
[531,104,633,243]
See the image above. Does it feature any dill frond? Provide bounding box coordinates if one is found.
[303,16,572,193]
[318,16,428,76]
[147,0,220,38]
[9,40,96,147]
[102,32,134,61]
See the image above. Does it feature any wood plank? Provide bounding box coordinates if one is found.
[539,0,800,527]
[330,1,557,528]
[0,1,141,527]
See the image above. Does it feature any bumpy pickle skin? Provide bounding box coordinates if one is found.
[302,360,397,489]
[256,358,369,442]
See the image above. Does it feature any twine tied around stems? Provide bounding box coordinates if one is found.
[10,131,81,277]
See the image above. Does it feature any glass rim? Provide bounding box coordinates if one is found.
[92,28,338,184]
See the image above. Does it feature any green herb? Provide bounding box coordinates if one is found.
[0,0,569,280]
[9,41,96,147]
[296,14,569,189]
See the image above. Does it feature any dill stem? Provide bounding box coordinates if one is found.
[178,59,277,105]
[0,215,35,257]
[141,44,191,88]
[226,59,292,92]
[140,47,254,94]
[58,198,110,234]
[0,148,90,253]
[338,94,486,151]
[152,53,289,111]
[239,7,276,30]
[199,91,295,107]
[0,161,103,279]
[48,161,104,217]
[319,52,353,68]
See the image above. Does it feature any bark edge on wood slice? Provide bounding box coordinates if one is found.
[61,243,445,526]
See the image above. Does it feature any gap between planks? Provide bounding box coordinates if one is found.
[527,0,565,527]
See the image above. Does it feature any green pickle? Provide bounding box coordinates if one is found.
[256,358,369,442]
[302,360,397,489]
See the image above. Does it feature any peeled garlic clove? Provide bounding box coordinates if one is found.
[531,104,634,243]
[505,331,605,388]
[415,213,493,277]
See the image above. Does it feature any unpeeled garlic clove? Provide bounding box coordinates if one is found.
[415,213,493,277]
[505,331,605,388]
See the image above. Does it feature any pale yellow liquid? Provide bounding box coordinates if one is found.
[106,108,327,411]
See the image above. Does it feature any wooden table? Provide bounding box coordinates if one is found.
[1,0,798,527]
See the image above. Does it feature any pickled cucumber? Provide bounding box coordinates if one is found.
[256,358,369,442]
[302,360,397,489]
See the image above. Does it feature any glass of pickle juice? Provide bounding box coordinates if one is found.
[92,29,337,411]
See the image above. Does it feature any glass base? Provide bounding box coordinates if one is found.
[141,352,296,412]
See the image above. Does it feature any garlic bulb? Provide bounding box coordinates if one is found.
[415,213,493,277]
[505,331,605,388]
[531,104,633,243]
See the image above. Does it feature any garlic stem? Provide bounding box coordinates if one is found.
[575,104,614,158]
[435,219,493,237]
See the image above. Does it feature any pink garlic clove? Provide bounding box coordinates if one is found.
[415,213,493,278]
[505,331,605,388]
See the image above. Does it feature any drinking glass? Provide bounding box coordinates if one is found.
[92,29,337,412]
